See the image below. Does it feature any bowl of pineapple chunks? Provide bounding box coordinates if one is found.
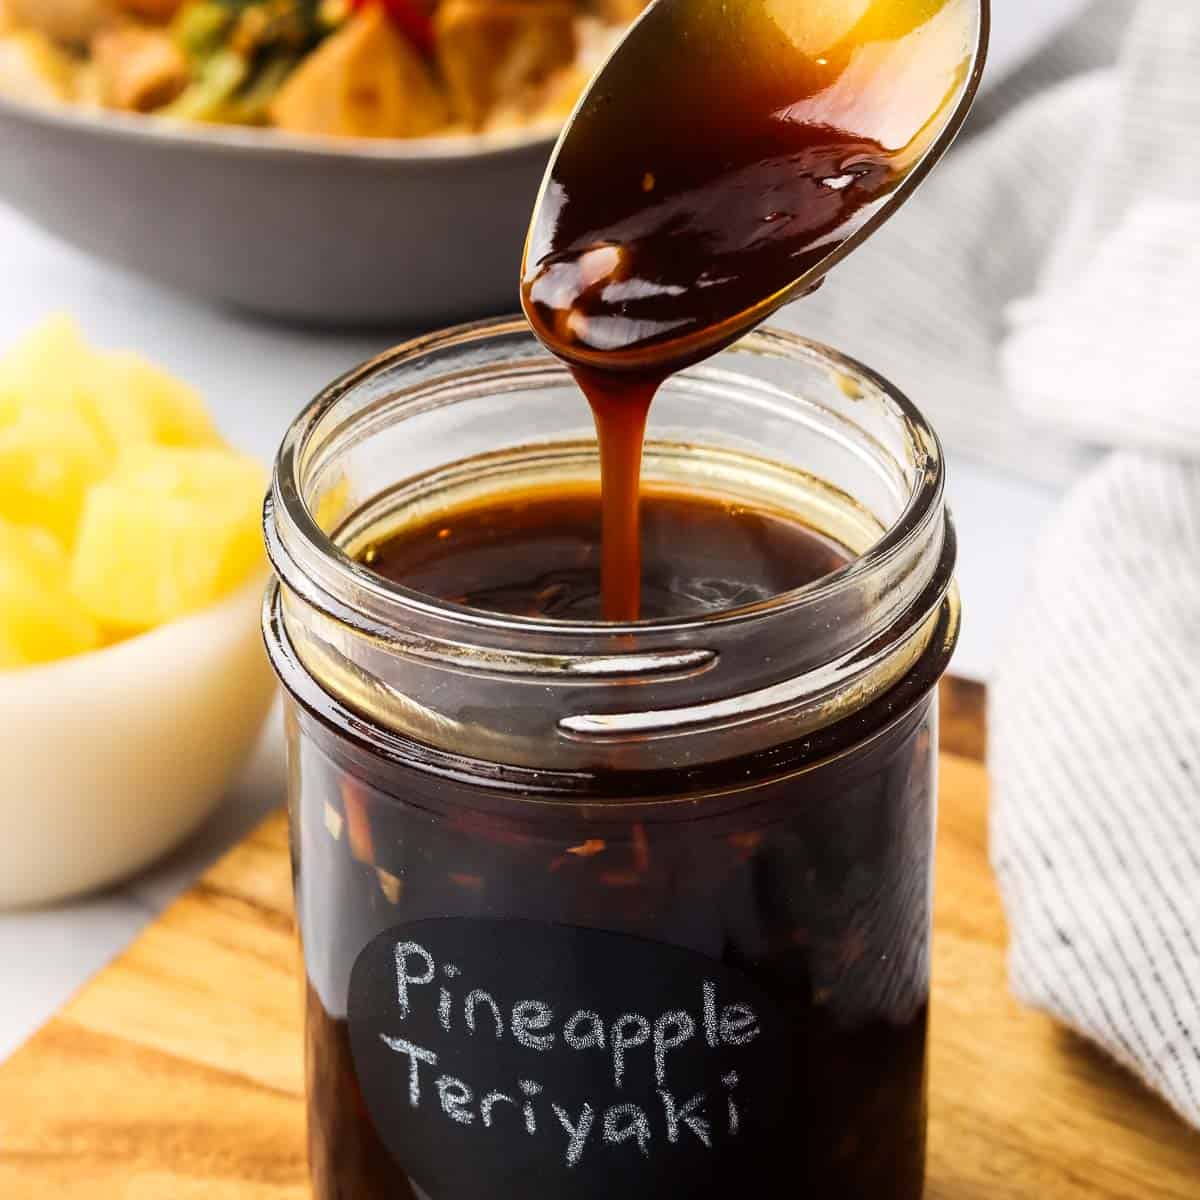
[0,0,643,326]
[0,316,276,908]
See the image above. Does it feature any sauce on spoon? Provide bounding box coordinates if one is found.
[521,0,985,619]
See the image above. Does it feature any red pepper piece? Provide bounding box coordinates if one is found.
[349,0,435,57]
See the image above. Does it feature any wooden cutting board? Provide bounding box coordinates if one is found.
[2,680,1198,1198]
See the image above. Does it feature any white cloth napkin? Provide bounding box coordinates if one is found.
[988,0,1200,1126]
[990,452,1200,1126]
[776,0,1134,484]
[781,0,1200,1125]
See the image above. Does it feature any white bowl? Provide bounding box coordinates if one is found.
[0,575,276,909]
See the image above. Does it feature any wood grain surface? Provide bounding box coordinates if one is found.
[1,679,1198,1198]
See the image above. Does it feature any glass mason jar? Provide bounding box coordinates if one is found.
[263,317,959,1200]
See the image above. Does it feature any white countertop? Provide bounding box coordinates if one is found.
[1,0,1089,1058]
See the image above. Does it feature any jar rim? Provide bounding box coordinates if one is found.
[268,316,946,641]
[262,577,960,806]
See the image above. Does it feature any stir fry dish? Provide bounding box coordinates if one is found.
[0,0,643,138]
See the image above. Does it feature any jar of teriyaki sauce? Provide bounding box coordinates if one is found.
[263,317,959,1200]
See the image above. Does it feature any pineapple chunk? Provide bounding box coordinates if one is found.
[0,316,262,667]
[0,520,99,668]
[0,404,112,545]
[0,313,91,413]
[0,316,218,452]
[0,320,114,542]
[71,446,267,632]
[89,351,221,450]
[0,317,221,545]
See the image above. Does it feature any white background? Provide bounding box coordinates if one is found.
[0,0,1084,1062]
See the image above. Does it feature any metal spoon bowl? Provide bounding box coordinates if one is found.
[522,0,990,372]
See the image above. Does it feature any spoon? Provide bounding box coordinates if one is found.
[522,0,990,374]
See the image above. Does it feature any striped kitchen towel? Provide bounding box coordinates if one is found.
[990,0,1200,1126]
[775,0,1135,485]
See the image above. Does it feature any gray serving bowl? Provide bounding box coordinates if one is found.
[0,95,555,327]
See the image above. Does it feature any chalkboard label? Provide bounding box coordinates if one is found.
[348,918,795,1199]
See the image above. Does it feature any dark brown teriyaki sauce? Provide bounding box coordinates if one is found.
[362,484,850,621]
[296,678,937,1200]
[521,0,971,617]
[294,484,940,1200]
[293,477,943,1200]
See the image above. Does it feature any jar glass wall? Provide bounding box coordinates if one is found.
[264,319,959,1200]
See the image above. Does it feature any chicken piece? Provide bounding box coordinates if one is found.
[484,59,586,132]
[593,0,649,25]
[0,31,78,104]
[536,61,589,120]
[269,5,449,139]
[6,0,114,45]
[113,0,184,22]
[435,0,576,129]
[92,26,188,111]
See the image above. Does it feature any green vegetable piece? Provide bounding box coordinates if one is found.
[159,48,248,121]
